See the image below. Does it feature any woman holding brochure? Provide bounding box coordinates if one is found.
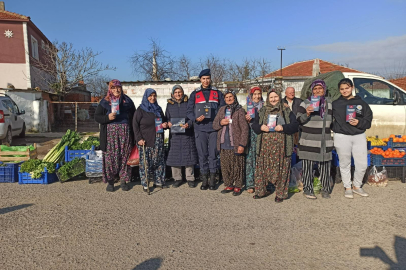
[213,90,249,196]
[296,79,333,200]
[95,79,136,192]
[332,78,373,199]
[166,85,199,188]
[252,89,299,202]
[133,88,168,192]
[244,86,264,193]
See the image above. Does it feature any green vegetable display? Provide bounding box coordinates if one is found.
[57,158,86,182]
[70,136,100,150]
[43,130,81,163]
[20,159,56,179]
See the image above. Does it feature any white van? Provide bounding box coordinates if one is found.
[342,72,406,138]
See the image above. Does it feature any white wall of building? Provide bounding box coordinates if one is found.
[4,91,49,132]
[0,63,28,89]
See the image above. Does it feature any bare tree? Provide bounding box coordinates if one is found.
[381,60,406,80]
[199,54,228,87]
[175,54,197,80]
[30,41,115,95]
[130,39,177,81]
[225,58,272,92]
[86,74,111,97]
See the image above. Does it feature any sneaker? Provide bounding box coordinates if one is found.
[303,190,317,199]
[353,188,369,197]
[344,189,354,199]
[321,190,331,199]
[172,180,183,188]
[187,181,196,188]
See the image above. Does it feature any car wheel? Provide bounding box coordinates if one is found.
[19,123,26,138]
[2,127,12,146]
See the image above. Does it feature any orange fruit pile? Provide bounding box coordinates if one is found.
[382,134,406,143]
[370,147,405,158]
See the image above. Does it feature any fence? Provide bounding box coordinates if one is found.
[51,102,99,132]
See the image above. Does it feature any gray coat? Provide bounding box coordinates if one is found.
[296,98,333,162]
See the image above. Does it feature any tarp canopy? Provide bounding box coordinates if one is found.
[300,71,345,101]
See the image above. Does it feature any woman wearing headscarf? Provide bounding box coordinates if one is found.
[213,90,249,196]
[296,79,333,200]
[244,86,264,193]
[252,89,299,202]
[95,79,136,192]
[133,88,168,192]
[166,85,198,188]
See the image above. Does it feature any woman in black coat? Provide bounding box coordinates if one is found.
[94,79,136,192]
[166,85,198,188]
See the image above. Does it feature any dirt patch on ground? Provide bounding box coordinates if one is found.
[1,178,406,270]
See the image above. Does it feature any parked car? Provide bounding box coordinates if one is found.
[301,72,406,138]
[0,94,26,145]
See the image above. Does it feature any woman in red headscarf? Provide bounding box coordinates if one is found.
[95,79,136,192]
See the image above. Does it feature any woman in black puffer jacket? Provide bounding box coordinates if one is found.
[166,85,198,188]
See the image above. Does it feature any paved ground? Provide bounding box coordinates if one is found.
[1,177,405,270]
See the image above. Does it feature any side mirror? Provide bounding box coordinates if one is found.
[19,110,25,115]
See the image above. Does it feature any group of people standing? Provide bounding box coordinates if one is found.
[95,69,373,202]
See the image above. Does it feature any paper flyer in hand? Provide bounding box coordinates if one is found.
[225,108,232,123]
[195,103,211,118]
[310,96,320,112]
[171,118,186,133]
[267,115,277,131]
[155,118,163,133]
[346,105,356,122]
[247,96,255,118]
[111,100,120,115]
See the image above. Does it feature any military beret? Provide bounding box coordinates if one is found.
[199,69,211,78]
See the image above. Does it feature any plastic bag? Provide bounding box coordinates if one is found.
[127,146,139,166]
[289,161,303,193]
[313,177,322,194]
[367,166,388,187]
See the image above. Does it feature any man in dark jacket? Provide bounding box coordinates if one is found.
[283,87,302,145]
[282,87,302,116]
[186,69,225,190]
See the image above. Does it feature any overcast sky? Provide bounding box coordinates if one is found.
[7,0,406,80]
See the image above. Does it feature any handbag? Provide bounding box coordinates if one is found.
[127,145,140,166]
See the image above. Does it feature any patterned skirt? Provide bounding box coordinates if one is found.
[102,123,133,184]
[138,135,166,187]
[255,132,291,199]
[245,128,258,189]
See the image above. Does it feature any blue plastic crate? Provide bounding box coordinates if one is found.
[65,145,95,162]
[372,155,406,167]
[387,138,406,149]
[0,162,23,183]
[332,150,370,167]
[18,164,60,184]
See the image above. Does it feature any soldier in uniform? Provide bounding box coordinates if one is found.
[187,69,225,190]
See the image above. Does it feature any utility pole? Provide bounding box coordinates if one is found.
[277,47,285,77]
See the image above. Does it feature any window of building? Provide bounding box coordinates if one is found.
[31,36,39,60]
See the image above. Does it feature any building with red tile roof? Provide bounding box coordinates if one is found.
[390,76,406,90]
[0,1,54,91]
[264,59,363,78]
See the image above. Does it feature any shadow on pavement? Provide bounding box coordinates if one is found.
[0,203,34,215]
[132,257,163,270]
[360,235,406,269]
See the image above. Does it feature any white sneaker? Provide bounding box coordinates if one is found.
[353,188,369,197]
[344,189,354,199]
